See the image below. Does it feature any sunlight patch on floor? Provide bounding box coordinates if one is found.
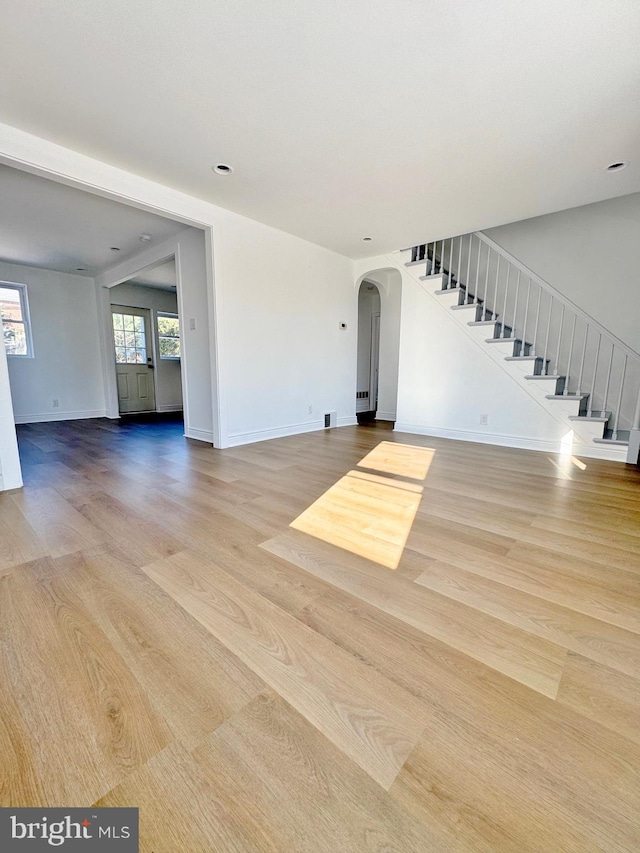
[290,442,435,569]
[357,440,435,480]
[547,431,588,478]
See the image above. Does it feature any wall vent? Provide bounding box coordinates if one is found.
[324,411,337,428]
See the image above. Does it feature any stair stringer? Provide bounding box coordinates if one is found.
[386,251,626,462]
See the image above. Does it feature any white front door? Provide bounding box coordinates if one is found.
[111,305,156,414]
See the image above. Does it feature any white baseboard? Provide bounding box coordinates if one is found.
[156,404,184,413]
[0,472,23,491]
[375,411,396,422]
[393,422,627,461]
[14,409,107,425]
[225,419,324,447]
[184,426,214,443]
[225,416,358,448]
[337,416,358,428]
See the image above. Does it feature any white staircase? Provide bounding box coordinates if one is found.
[399,233,640,463]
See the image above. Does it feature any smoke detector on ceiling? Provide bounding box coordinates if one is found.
[140,234,152,242]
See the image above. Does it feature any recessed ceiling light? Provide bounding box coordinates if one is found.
[212,163,233,175]
[362,237,372,242]
[606,161,629,172]
[140,234,152,242]
[110,246,121,251]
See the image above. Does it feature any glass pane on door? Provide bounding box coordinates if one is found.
[113,312,147,363]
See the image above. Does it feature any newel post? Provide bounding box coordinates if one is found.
[626,391,640,464]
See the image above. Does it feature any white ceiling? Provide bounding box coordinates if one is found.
[1,0,639,259]
[0,165,187,276]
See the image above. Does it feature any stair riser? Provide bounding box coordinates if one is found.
[506,359,542,376]
[521,376,566,396]
[437,289,465,308]
[544,399,584,418]
[485,340,519,357]
[415,273,448,294]
[467,324,499,344]
[569,420,608,442]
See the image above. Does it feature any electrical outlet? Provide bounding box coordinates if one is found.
[479,413,488,425]
[308,404,313,414]
[52,399,60,408]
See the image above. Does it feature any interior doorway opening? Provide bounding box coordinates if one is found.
[109,258,183,419]
[356,280,381,424]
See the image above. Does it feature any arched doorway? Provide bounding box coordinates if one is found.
[356,279,382,423]
[354,267,402,426]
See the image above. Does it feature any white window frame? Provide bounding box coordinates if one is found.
[0,281,34,358]
[156,311,181,360]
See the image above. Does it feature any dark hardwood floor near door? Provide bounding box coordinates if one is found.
[1,417,639,851]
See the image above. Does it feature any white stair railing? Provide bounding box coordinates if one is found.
[411,233,640,443]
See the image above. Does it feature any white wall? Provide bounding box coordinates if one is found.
[109,281,183,413]
[0,339,22,489]
[1,261,105,423]
[215,217,356,444]
[484,193,640,355]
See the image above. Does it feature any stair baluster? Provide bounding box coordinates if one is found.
[612,356,627,440]
[531,286,542,358]
[502,265,510,338]
[564,315,577,395]
[483,246,490,315]
[513,271,521,342]
[493,255,500,324]
[553,305,564,376]
[522,278,531,348]
[449,238,455,287]
[587,334,601,417]
[543,295,553,374]
[601,344,614,419]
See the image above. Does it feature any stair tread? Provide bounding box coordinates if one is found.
[569,414,610,422]
[468,320,499,326]
[485,337,520,344]
[435,287,464,295]
[451,302,483,310]
[545,394,589,400]
[504,355,543,361]
[404,259,427,267]
[525,374,566,380]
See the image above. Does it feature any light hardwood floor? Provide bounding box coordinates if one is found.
[1,416,639,851]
